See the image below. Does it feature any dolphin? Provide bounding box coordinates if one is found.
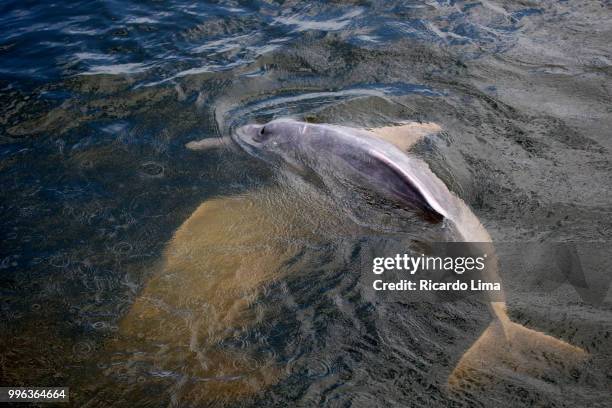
[229,118,586,387]
[100,119,585,405]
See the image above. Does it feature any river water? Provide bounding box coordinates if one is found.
[1,1,611,407]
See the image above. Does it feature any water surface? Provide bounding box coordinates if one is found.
[1,1,611,407]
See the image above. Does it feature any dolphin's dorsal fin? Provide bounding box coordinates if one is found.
[367,122,441,151]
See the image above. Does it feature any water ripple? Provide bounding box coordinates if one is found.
[0,0,549,87]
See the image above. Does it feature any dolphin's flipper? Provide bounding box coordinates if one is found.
[449,303,586,390]
[108,192,304,402]
[368,122,441,151]
[123,194,298,336]
[360,121,446,222]
[360,149,445,223]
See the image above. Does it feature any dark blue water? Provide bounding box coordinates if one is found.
[1,1,611,407]
[1,0,533,87]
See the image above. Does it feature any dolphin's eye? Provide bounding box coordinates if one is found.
[254,125,270,142]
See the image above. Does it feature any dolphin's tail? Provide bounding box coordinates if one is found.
[448,302,587,390]
[445,203,587,389]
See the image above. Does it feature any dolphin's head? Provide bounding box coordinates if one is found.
[233,119,311,165]
[234,118,448,223]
